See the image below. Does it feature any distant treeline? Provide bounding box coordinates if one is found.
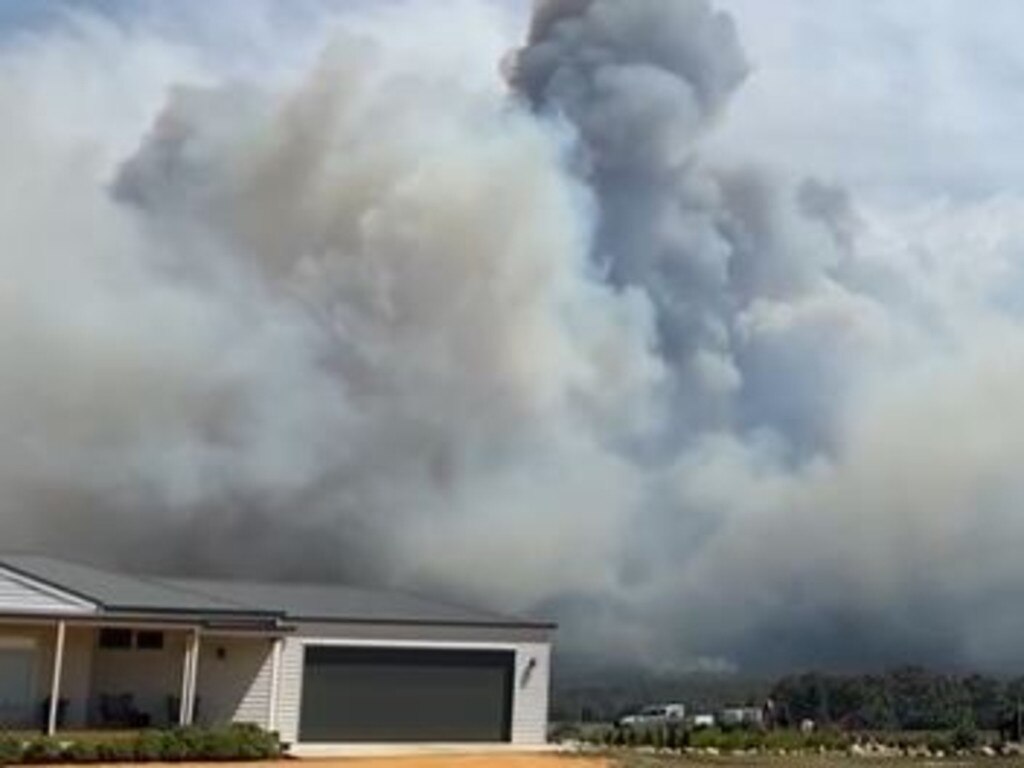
[553,665,1024,732]
[771,667,1024,731]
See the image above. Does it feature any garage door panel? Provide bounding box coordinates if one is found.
[300,647,513,743]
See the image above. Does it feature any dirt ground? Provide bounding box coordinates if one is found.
[43,759,610,768]
[313,756,610,768]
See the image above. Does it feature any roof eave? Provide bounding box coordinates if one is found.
[282,614,557,631]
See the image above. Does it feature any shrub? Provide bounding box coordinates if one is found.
[548,722,580,743]
[95,738,134,763]
[0,726,281,765]
[226,723,280,760]
[952,720,980,751]
[926,732,952,754]
[22,737,62,765]
[0,734,23,765]
[62,739,98,763]
[133,731,164,762]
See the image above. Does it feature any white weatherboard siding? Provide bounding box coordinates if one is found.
[511,642,550,745]
[274,622,553,748]
[195,636,274,728]
[275,637,304,744]
[0,568,94,615]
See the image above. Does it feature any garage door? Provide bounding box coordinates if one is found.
[299,646,514,743]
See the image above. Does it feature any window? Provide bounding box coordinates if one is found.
[135,631,164,650]
[98,628,132,649]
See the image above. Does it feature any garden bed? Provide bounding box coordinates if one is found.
[0,724,281,764]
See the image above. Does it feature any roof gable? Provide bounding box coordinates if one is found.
[0,555,264,616]
[0,565,96,615]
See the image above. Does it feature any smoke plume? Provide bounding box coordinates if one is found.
[3,0,1024,673]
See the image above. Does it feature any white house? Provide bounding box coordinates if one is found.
[0,554,554,755]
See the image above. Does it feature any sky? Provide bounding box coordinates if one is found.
[4,0,1024,675]
[0,0,1015,193]
[713,0,1024,202]
[5,0,1019,202]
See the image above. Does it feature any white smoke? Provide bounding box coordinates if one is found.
[4,0,1024,672]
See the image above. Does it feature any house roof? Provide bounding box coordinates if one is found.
[0,554,554,629]
[163,578,548,628]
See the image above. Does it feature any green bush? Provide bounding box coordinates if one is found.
[133,731,164,762]
[157,730,190,762]
[96,738,134,763]
[21,737,62,765]
[0,734,23,765]
[62,740,98,763]
[952,720,980,751]
[235,723,281,760]
[0,725,279,765]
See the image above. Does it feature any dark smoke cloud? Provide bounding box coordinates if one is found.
[3,0,1024,674]
[511,0,852,453]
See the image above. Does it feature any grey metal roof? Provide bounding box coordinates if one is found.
[164,579,554,628]
[0,555,553,629]
[0,555,264,615]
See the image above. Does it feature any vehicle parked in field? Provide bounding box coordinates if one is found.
[617,703,686,728]
[691,712,716,729]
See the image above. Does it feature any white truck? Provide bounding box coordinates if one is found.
[618,703,686,728]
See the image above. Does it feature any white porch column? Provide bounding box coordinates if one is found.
[185,628,201,725]
[179,628,200,726]
[178,630,191,726]
[267,637,283,732]
[46,621,66,736]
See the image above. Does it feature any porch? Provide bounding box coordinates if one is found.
[0,620,283,735]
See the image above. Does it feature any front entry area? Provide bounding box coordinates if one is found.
[299,646,514,743]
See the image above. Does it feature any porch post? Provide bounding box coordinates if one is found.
[179,628,200,726]
[267,637,283,732]
[46,620,66,736]
[178,630,190,725]
[185,629,201,725]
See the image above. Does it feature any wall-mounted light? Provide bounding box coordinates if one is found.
[520,656,537,687]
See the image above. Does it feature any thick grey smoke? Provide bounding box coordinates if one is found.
[4,0,1024,673]
[510,0,861,456]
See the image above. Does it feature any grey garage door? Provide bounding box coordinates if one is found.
[299,646,514,743]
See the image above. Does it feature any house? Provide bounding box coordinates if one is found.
[0,554,554,754]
